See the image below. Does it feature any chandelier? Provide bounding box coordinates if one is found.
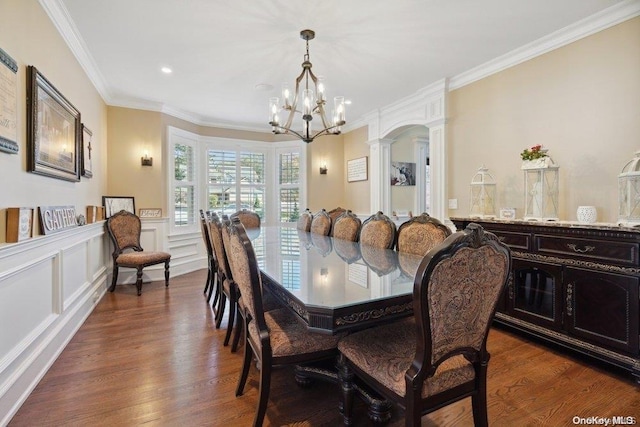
[269,29,346,143]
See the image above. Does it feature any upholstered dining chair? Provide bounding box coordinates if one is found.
[296,208,313,232]
[208,213,241,349]
[310,208,332,236]
[199,210,218,305]
[331,210,362,242]
[337,223,511,426]
[106,210,171,296]
[231,209,261,229]
[396,212,452,256]
[359,211,397,249]
[225,216,344,427]
[328,206,347,223]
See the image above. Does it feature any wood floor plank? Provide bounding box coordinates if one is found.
[8,269,640,426]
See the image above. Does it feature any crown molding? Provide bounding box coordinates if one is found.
[449,0,640,90]
[42,0,640,132]
[39,0,113,102]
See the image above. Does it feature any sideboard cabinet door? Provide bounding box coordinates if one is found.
[564,267,639,355]
[509,259,564,332]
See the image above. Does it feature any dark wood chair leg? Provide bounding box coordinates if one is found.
[472,364,489,427]
[254,354,272,427]
[236,330,252,397]
[204,263,211,295]
[216,294,226,329]
[136,268,143,296]
[211,270,220,307]
[231,305,243,352]
[223,290,237,346]
[164,260,170,287]
[109,265,119,292]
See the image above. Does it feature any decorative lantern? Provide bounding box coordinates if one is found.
[618,150,640,225]
[522,154,559,221]
[469,166,496,218]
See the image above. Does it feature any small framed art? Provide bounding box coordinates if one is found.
[6,207,34,243]
[139,208,162,218]
[102,196,135,218]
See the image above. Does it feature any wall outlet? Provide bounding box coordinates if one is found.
[448,199,458,209]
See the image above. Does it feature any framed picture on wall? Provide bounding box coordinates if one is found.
[102,196,135,218]
[0,47,18,154]
[81,124,93,178]
[391,161,416,186]
[26,65,81,182]
[347,156,368,182]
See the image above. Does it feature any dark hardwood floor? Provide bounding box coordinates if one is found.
[9,269,640,426]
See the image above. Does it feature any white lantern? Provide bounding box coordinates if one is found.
[618,150,640,226]
[523,155,559,221]
[469,166,496,218]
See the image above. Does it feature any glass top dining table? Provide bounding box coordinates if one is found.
[250,225,424,334]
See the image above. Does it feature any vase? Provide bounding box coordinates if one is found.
[577,206,597,224]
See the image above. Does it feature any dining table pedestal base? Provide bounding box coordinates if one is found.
[294,362,392,424]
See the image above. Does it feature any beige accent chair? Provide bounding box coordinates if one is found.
[106,210,171,296]
[296,208,313,232]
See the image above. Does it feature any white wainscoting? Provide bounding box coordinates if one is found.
[0,218,208,424]
[0,222,108,425]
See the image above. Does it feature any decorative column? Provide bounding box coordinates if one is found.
[367,138,393,214]
[413,136,429,215]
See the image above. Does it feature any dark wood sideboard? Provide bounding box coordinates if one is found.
[451,217,640,383]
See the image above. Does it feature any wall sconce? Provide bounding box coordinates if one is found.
[319,161,328,175]
[141,151,153,167]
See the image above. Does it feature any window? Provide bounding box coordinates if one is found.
[167,128,305,233]
[168,127,198,233]
[206,149,266,219]
[278,150,302,223]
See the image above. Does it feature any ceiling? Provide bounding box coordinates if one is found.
[53,0,626,132]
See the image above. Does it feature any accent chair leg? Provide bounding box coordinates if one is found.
[164,260,170,287]
[109,265,119,292]
[136,268,143,296]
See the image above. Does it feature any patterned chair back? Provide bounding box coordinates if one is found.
[396,212,451,256]
[107,210,142,254]
[296,208,313,232]
[414,223,511,366]
[310,209,332,236]
[331,210,362,242]
[209,213,231,281]
[327,207,347,223]
[231,209,261,229]
[224,216,267,348]
[359,211,396,249]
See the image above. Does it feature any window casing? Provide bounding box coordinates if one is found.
[168,127,199,234]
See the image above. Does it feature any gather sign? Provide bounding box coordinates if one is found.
[38,206,78,235]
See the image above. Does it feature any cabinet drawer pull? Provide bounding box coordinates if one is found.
[566,283,573,317]
[567,243,595,253]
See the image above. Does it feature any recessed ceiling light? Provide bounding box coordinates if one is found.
[254,83,274,91]
[161,67,172,74]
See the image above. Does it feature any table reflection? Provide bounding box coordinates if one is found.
[256,226,423,311]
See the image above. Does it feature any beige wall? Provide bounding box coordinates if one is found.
[306,133,345,212]
[447,17,640,223]
[343,126,370,215]
[0,0,107,242]
[107,107,348,213]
